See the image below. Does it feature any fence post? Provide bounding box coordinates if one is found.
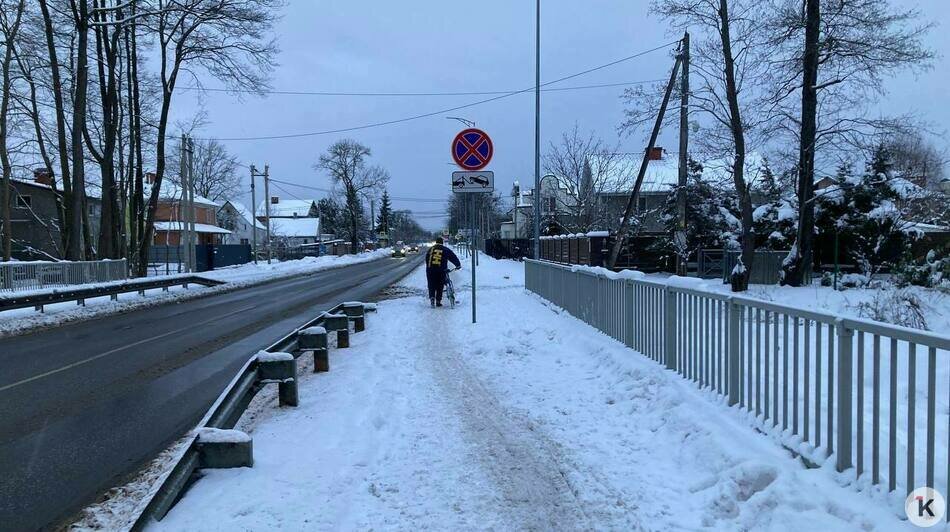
[664,287,677,371]
[836,318,854,472]
[727,297,741,406]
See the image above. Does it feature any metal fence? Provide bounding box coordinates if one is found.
[0,259,127,293]
[526,259,950,510]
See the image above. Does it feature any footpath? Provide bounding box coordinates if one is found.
[150,254,912,531]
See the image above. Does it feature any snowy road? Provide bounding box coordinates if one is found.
[0,254,422,532]
[154,255,914,531]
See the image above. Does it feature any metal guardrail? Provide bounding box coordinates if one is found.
[0,259,128,293]
[526,259,950,514]
[0,276,224,314]
[128,302,373,531]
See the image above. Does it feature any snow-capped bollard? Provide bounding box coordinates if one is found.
[362,302,378,313]
[196,428,253,469]
[255,351,298,407]
[342,301,366,332]
[298,326,329,373]
[321,312,350,348]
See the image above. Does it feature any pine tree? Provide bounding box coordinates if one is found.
[376,190,393,235]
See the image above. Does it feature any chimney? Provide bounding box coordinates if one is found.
[271,196,279,204]
[34,168,53,186]
[145,172,156,184]
[646,146,664,161]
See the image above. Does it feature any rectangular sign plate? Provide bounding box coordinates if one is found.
[451,171,494,193]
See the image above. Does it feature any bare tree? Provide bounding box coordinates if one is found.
[542,125,633,233]
[625,0,773,290]
[0,0,25,261]
[316,139,390,251]
[168,136,241,202]
[135,0,280,275]
[767,0,935,285]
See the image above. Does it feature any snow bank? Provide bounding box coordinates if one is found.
[299,326,326,335]
[0,250,392,337]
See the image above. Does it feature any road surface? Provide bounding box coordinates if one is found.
[0,254,423,531]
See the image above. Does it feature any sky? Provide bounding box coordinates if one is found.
[170,0,950,231]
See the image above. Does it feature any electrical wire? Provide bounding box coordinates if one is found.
[188,40,679,142]
[179,79,667,98]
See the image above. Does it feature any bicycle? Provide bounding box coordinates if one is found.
[444,268,458,308]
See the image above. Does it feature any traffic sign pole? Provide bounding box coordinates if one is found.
[471,194,476,324]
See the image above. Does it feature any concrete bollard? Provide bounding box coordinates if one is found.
[299,326,329,373]
[255,351,298,407]
[342,302,365,332]
[321,312,350,348]
[196,428,253,468]
[362,302,378,313]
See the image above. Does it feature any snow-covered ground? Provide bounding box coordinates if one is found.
[0,250,391,337]
[151,254,918,531]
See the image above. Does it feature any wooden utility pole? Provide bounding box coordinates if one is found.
[607,52,683,269]
[263,165,272,264]
[250,165,258,263]
[676,32,690,276]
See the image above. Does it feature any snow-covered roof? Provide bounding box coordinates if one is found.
[596,152,768,195]
[149,181,220,207]
[153,221,231,234]
[270,217,320,238]
[222,200,266,230]
[256,198,317,218]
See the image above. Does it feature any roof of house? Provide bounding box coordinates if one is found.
[270,217,320,238]
[153,221,232,234]
[221,200,266,230]
[256,198,317,218]
[148,181,220,207]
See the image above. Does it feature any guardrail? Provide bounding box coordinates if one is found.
[128,301,374,530]
[526,259,950,513]
[0,275,224,314]
[0,259,127,293]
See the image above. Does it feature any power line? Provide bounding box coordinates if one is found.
[179,79,666,98]
[269,177,448,203]
[188,40,679,142]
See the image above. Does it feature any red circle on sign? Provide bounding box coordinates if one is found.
[452,128,493,171]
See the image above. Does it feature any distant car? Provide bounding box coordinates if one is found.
[408,245,419,253]
[391,247,405,258]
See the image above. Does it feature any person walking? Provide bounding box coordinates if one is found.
[425,237,461,307]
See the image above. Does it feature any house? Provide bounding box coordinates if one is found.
[255,196,322,247]
[255,197,318,221]
[218,200,266,246]
[148,173,231,245]
[5,169,102,260]
[269,217,321,246]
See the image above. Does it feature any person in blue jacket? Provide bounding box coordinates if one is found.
[425,237,461,307]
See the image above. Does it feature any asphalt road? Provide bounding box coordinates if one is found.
[0,254,424,532]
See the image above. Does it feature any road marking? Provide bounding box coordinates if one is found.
[0,305,255,393]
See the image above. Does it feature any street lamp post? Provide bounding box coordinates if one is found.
[533,0,541,259]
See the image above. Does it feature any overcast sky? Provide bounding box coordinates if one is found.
[170,0,950,230]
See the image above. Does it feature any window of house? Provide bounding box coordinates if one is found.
[15,195,31,209]
[240,238,249,245]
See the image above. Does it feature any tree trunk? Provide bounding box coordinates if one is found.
[718,0,753,291]
[0,0,25,261]
[69,0,91,260]
[783,0,820,286]
[38,0,75,256]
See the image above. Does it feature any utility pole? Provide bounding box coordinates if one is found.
[533,0,541,259]
[676,31,690,276]
[263,164,272,264]
[187,136,196,273]
[250,165,259,264]
[370,198,376,243]
[607,52,683,269]
[178,135,187,273]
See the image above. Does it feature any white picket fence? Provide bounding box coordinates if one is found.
[525,259,950,512]
[0,259,128,293]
